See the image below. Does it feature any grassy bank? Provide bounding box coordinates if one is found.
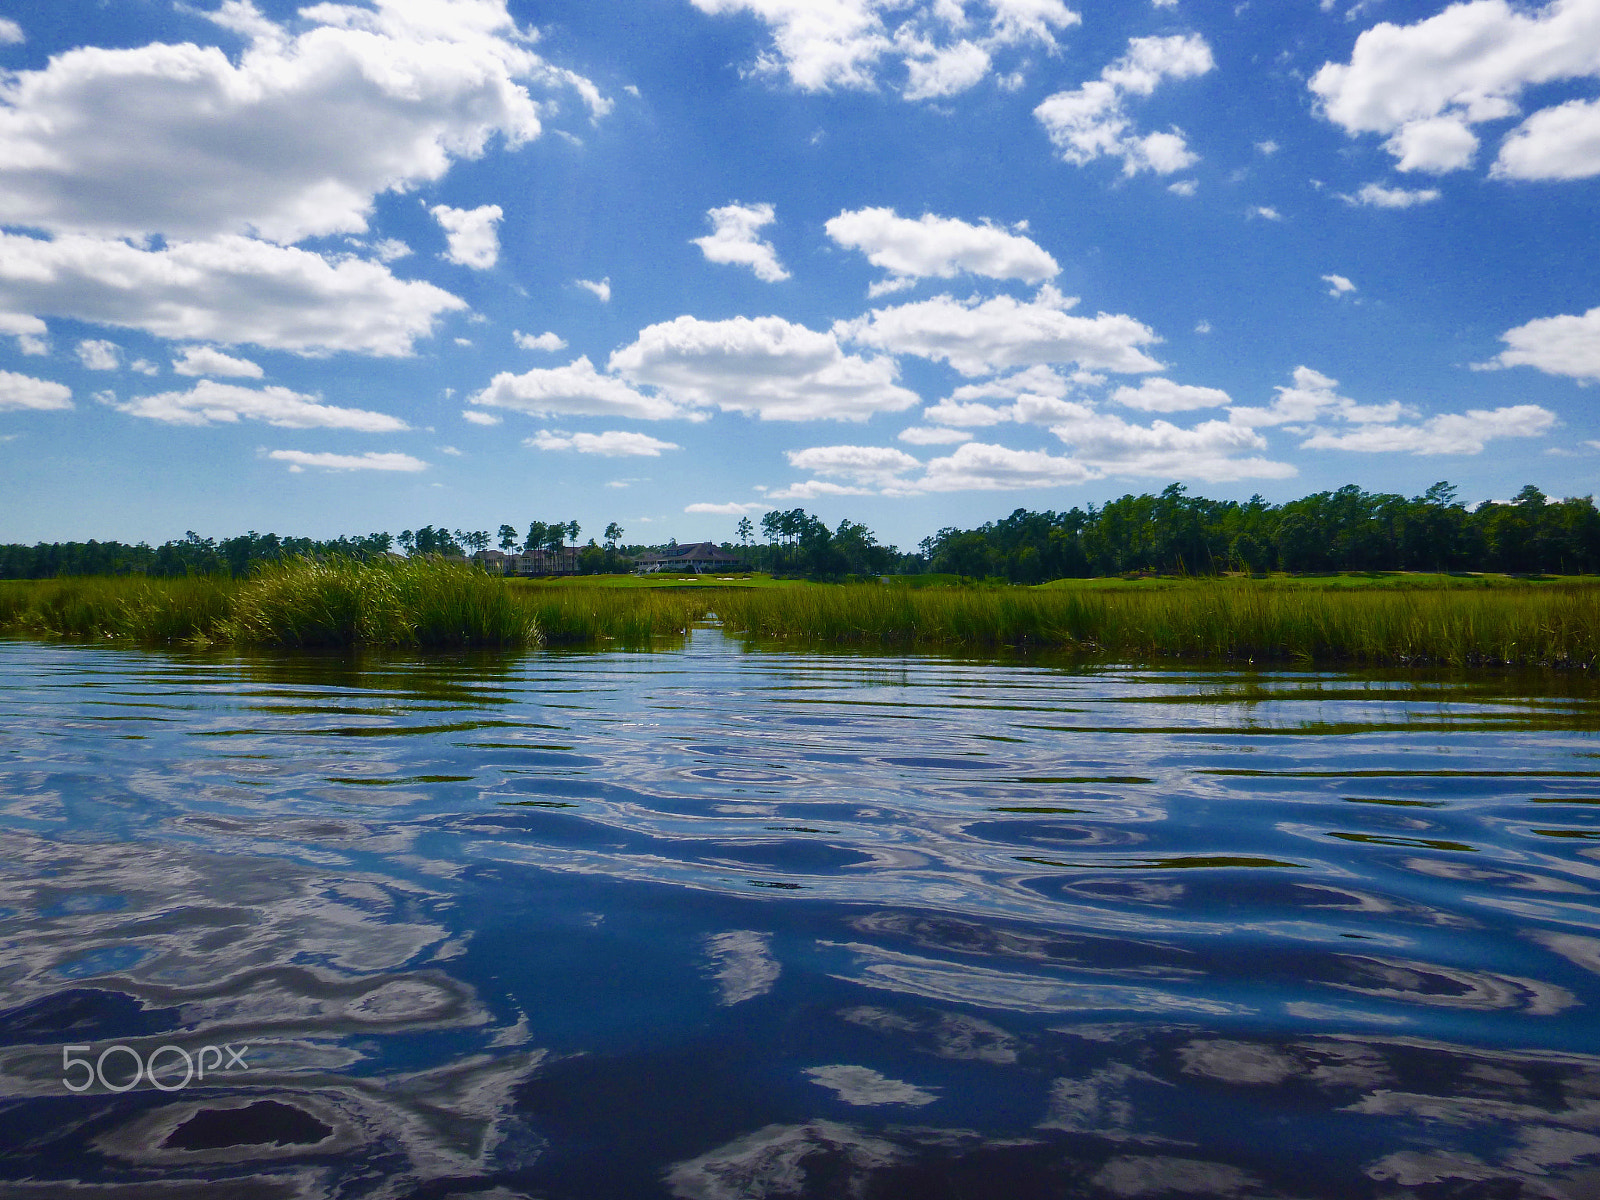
[714,581,1600,667]
[4,565,1598,665]
[0,558,709,648]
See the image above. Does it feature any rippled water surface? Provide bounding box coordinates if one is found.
[3,634,1600,1198]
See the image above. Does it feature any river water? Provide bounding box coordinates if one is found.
[1,633,1599,1198]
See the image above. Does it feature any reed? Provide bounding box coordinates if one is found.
[0,560,710,649]
[713,581,1600,667]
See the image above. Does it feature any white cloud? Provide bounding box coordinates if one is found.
[0,370,72,411]
[1300,405,1556,453]
[923,399,1013,426]
[1112,377,1232,411]
[685,500,767,514]
[824,207,1058,293]
[692,201,790,282]
[610,314,919,421]
[76,339,121,370]
[514,330,567,352]
[898,424,974,444]
[1249,205,1283,220]
[838,284,1163,376]
[1490,305,1600,381]
[472,356,684,421]
[1341,182,1443,208]
[949,364,1077,401]
[1256,139,1279,154]
[172,345,265,378]
[1229,366,1406,428]
[0,1,595,244]
[1323,273,1357,296]
[1385,115,1480,172]
[1310,0,1600,179]
[370,238,413,262]
[1495,96,1600,180]
[269,449,427,472]
[0,231,465,357]
[1194,320,1211,333]
[763,478,875,499]
[918,441,1097,490]
[576,277,612,302]
[1052,410,1294,480]
[785,443,920,483]
[688,0,1078,99]
[462,409,501,425]
[526,429,681,456]
[430,203,503,269]
[0,312,48,356]
[1034,34,1214,176]
[0,18,23,45]
[1168,179,1198,196]
[112,379,408,431]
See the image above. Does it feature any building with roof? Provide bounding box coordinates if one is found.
[632,541,745,574]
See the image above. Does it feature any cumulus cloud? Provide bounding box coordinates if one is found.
[1249,205,1283,221]
[825,207,1058,293]
[763,478,875,499]
[692,201,790,282]
[268,449,427,472]
[1229,366,1406,428]
[918,441,1097,490]
[1323,273,1357,296]
[785,443,920,483]
[0,312,48,356]
[462,409,501,425]
[514,330,567,352]
[1034,34,1214,176]
[1300,405,1556,453]
[1310,0,1600,179]
[430,203,503,269]
[610,314,920,420]
[526,429,681,456]
[1489,305,1600,380]
[172,345,264,378]
[1112,377,1231,411]
[838,284,1163,376]
[898,424,974,444]
[0,370,72,411]
[471,356,683,421]
[1052,410,1294,480]
[576,277,612,302]
[1496,96,1600,180]
[76,339,120,370]
[1341,182,1442,207]
[0,18,23,45]
[0,0,595,243]
[112,379,408,431]
[0,231,464,356]
[685,500,767,514]
[687,0,1079,99]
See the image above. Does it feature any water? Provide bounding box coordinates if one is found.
[1,633,1599,1198]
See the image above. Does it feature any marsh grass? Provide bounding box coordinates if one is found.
[5,568,1596,665]
[0,559,709,649]
[714,581,1600,667]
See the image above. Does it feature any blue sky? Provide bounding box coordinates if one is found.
[1,0,1597,550]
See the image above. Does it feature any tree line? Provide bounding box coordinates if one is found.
[917,483,1600,581]
[2,482,1597,582]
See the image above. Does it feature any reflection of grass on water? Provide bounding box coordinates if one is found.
[0,558,709,648]
[713,581,1600,667]
[3,564,1598,665]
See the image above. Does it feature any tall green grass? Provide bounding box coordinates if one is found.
[713,581,1600,667]
[0,559,709,649]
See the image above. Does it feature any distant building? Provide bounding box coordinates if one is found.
[632,541,744,574]
[474,547,579,576]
